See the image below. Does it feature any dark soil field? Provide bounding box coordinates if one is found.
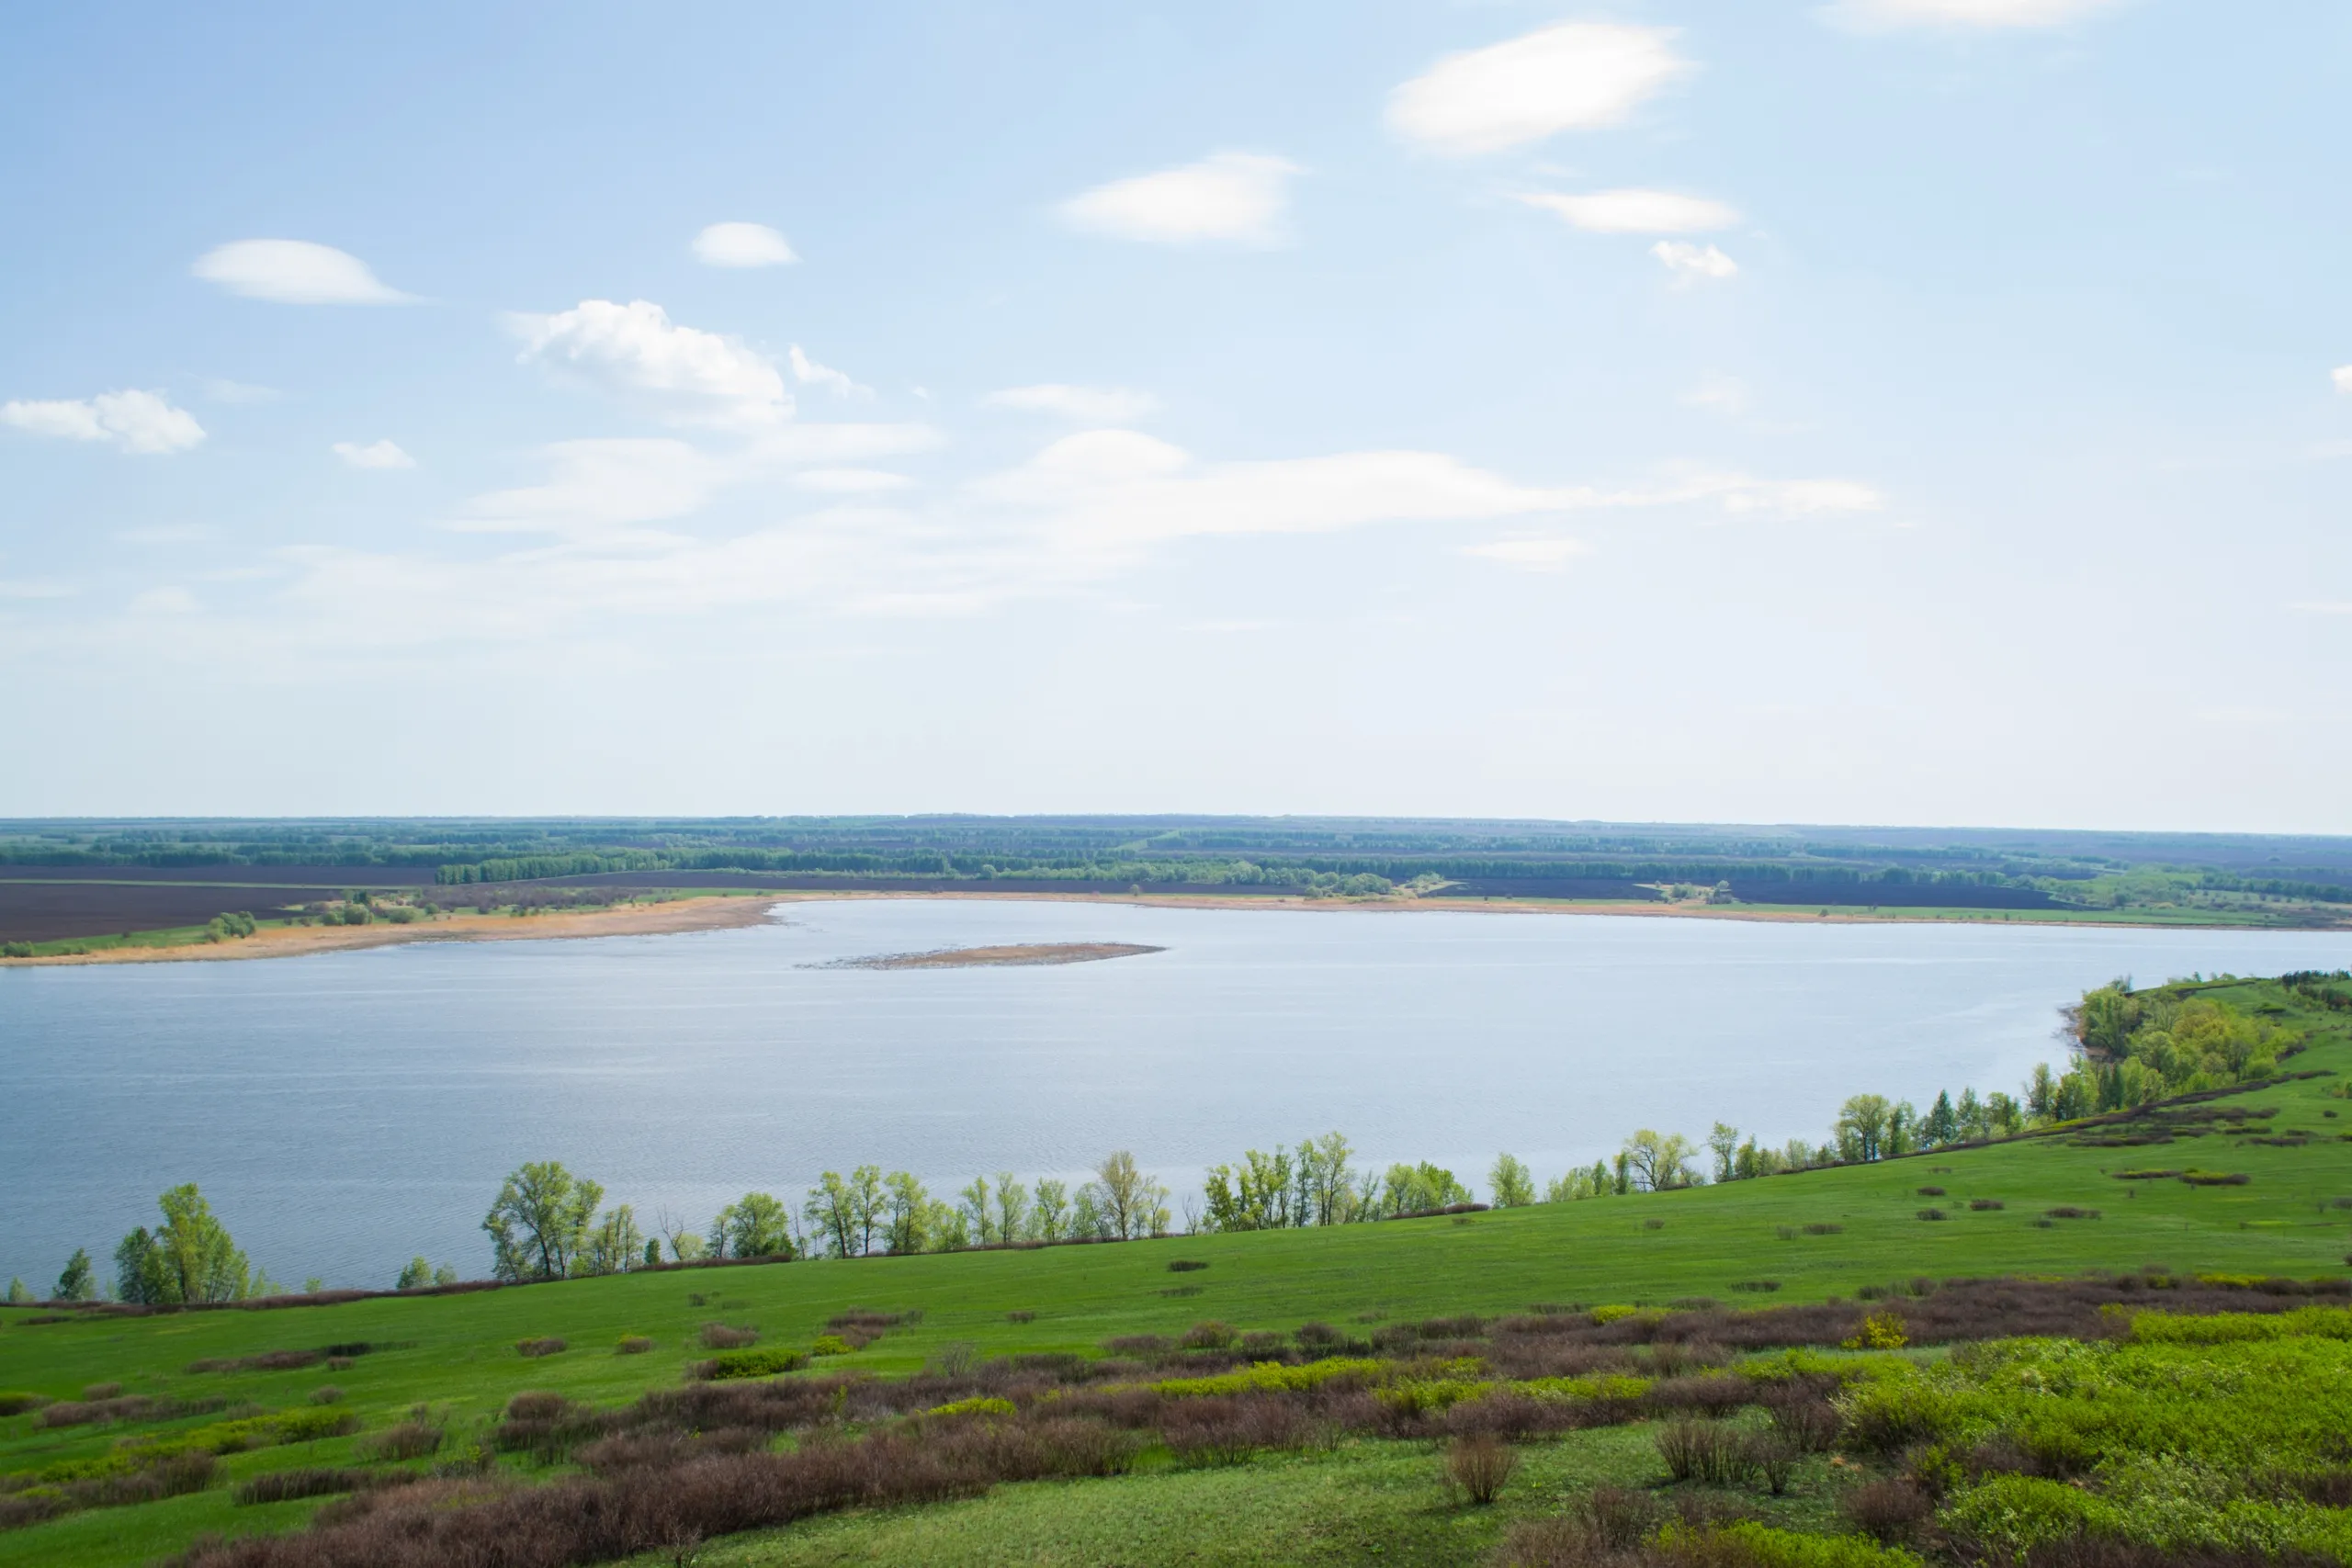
[0,881,332,942]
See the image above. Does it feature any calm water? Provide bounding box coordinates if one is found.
[4,899,2348,1291]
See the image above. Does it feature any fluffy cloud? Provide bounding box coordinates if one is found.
[509,299,791,428]
[1824,0,2124,28]
[451,438,729,538]
[1388,23,1691,155]
[1060,152,1301,245]
[789,345,873,400]
[692,221,797,267]
[2333,366,2352,394]
[192,240,413,304]
[1521,189,1739,234]
[1652,242,1739,282]
[1,389,205,454]
[333,439,415,469]
[1464,537,1590,571]
[983,384,1160,423]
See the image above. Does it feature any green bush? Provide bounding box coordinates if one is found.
[700,1347,809,1380]
[1941,1474,2127,1558]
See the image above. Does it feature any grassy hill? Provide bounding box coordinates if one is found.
[3,974,2348,1567]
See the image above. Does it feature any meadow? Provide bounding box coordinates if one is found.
[3,974,2348,1565]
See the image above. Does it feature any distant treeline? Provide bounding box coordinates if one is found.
[6,817,2348,908]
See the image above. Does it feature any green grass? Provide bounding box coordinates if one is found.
[4,976,2348,1566]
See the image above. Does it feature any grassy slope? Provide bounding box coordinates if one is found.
[2,977,2347,1567]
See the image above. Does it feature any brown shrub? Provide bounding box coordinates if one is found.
[358,1419,444,1463]
[309,1386,345,1404]
[698,1324,759,1350]
[1646,1374,1755,1420]
[1447,1434,1518,1505]
[1656,1420,1753,1486]
[1161,1395,1314,1466]
[1760,1384,1843,1452]
[1180,1320,1237,1350]
[232,1468,368,1506]
[1005,1312,1035,1324]
[1842,1478,1933,1543]
[1445,1391,1587,1441]
[515,1337,567,1359]
[83,1382,121,1399]
[1102,1334,1173,1357]
[1747,1434,1797,1495]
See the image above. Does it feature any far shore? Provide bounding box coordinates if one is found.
[0,895,779,967]
[4,884,2333,969]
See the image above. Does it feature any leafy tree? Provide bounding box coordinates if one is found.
[1032,1178,1069,1242]
[1621,1131,1699,1191]
[115,1185,253,1304]
[2026,1064,2059,1122]
[1088,1151,1168,1240]
[883,1172,933,1254]
[804,1173,861,1258]
[957,1176,994,1246]
[992,1172,1030,1245]
[482,1161,602,1282]
[53,1248,96,1303]
[582,1203,645,1274]
[1834,1095,1894,1162]
[5,1279,28,1304]
[434,1262,458,1286]
[713,1192,792,1258]
[1707,1122,1741,1184]
[642,1237,662,1269]
[847,1166,885,1255]
[395,1257,434,1291]
[1379,1160,1471,1215]
[1487,1153,1534,1208]
[1299,1132,1357,1224]
[1611,1152,1632,1196]
[1924,1091,1959,1146]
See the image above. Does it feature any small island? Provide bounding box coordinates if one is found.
[831,942,1165,970]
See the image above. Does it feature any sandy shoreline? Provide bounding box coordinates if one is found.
[758,888,2310,931]
[1,896,779,967]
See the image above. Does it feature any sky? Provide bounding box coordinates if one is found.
[1,1,2347,830]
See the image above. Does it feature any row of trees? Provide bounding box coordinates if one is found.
[477,1152,1178,1282]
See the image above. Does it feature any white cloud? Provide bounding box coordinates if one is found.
[1060,152,1301,245]
[794,468,915,493]
[333,439,415,470]
[508,299,791,428]
[451,438,727,538]
[984,384,1160,423]
[1464,537,1590,571]
[692,221,798,267]
[1388,23,1691,156]
[789,344,873,400]
[1652,242,1739,283]
[1824,0,2125,28]
[192,240,413,304]
[2333,366,2352,394]
[203,378,279,404]
[1521,189,1739,234]
[1,389,205,454]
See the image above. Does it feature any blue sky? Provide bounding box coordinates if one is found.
[2,1,2347,829]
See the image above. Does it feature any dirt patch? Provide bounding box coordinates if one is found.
[831,942,1164,970]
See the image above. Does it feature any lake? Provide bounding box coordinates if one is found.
[3,898,2347,1291]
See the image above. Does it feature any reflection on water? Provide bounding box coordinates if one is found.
[4,899,2346,1288]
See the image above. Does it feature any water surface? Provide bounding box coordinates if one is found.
[3,899,2346,1290]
